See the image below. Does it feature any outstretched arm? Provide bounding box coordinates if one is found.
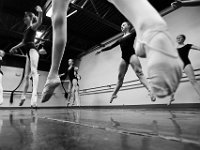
[32,6,43,31]
[9,42,24,54]
[191,44,200,51]
[96,40,120,54]
[171,0,200,8]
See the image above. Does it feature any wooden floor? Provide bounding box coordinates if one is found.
[0,108,200,150]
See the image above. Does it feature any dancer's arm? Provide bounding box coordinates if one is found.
[171,0,200,8]
[32,6,43,31]
[96,40,120,54]
[191,44,200,51]
[9,42,24,54]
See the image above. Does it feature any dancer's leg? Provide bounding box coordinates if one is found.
[19,56,31,106]
[168,93,175,106]
[184,64,200,97]
[29,49,39,107]
[75,85,80,106]
[110,59,128,103]
[41,0,70,103]
[67,82,72,106]
[129,55,156,102]
[72,79,80,106]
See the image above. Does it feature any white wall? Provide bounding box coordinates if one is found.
[78,6,200,106]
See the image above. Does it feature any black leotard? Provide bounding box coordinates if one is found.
[102,32,136,64]
[21,27,37,58]
[68,66,78,83]
[177,44,192,68]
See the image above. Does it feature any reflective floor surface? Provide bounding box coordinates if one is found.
[0,108,200,150]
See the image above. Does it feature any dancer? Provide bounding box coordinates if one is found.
[107,0,183,98]
[168,34,200,105]
[41,0,183,102]
[10,6,43,107]
[0,50,5,105]
[60,59,81,106]
[96,22,156,103]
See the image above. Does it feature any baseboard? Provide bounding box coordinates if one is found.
[0,103,200,110]
[66,103,200,109]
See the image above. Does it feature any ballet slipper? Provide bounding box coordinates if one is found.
[148,91,156,102]
[31,95,38,108]
[41,77,60,103]
[31,104,38,109]
[66,101,70,107]
[110,95,117,103]
[19,95,26,106]
[167,94,175,106]
[135,26,183,97]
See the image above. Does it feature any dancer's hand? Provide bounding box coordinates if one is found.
[171,0,182,8]
[35,6,43,13]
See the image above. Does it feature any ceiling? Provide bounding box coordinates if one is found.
[0,0,175,71]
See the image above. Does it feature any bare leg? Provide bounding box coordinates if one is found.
[129,55,156,102]
[184,64,200,97]
[0,74,3,105]
[29,49,39,107]
[167,64,200,105]
[19,56,31,106]
[108,0,183,97]
[110,59,128,103]
[41,0,70,103]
